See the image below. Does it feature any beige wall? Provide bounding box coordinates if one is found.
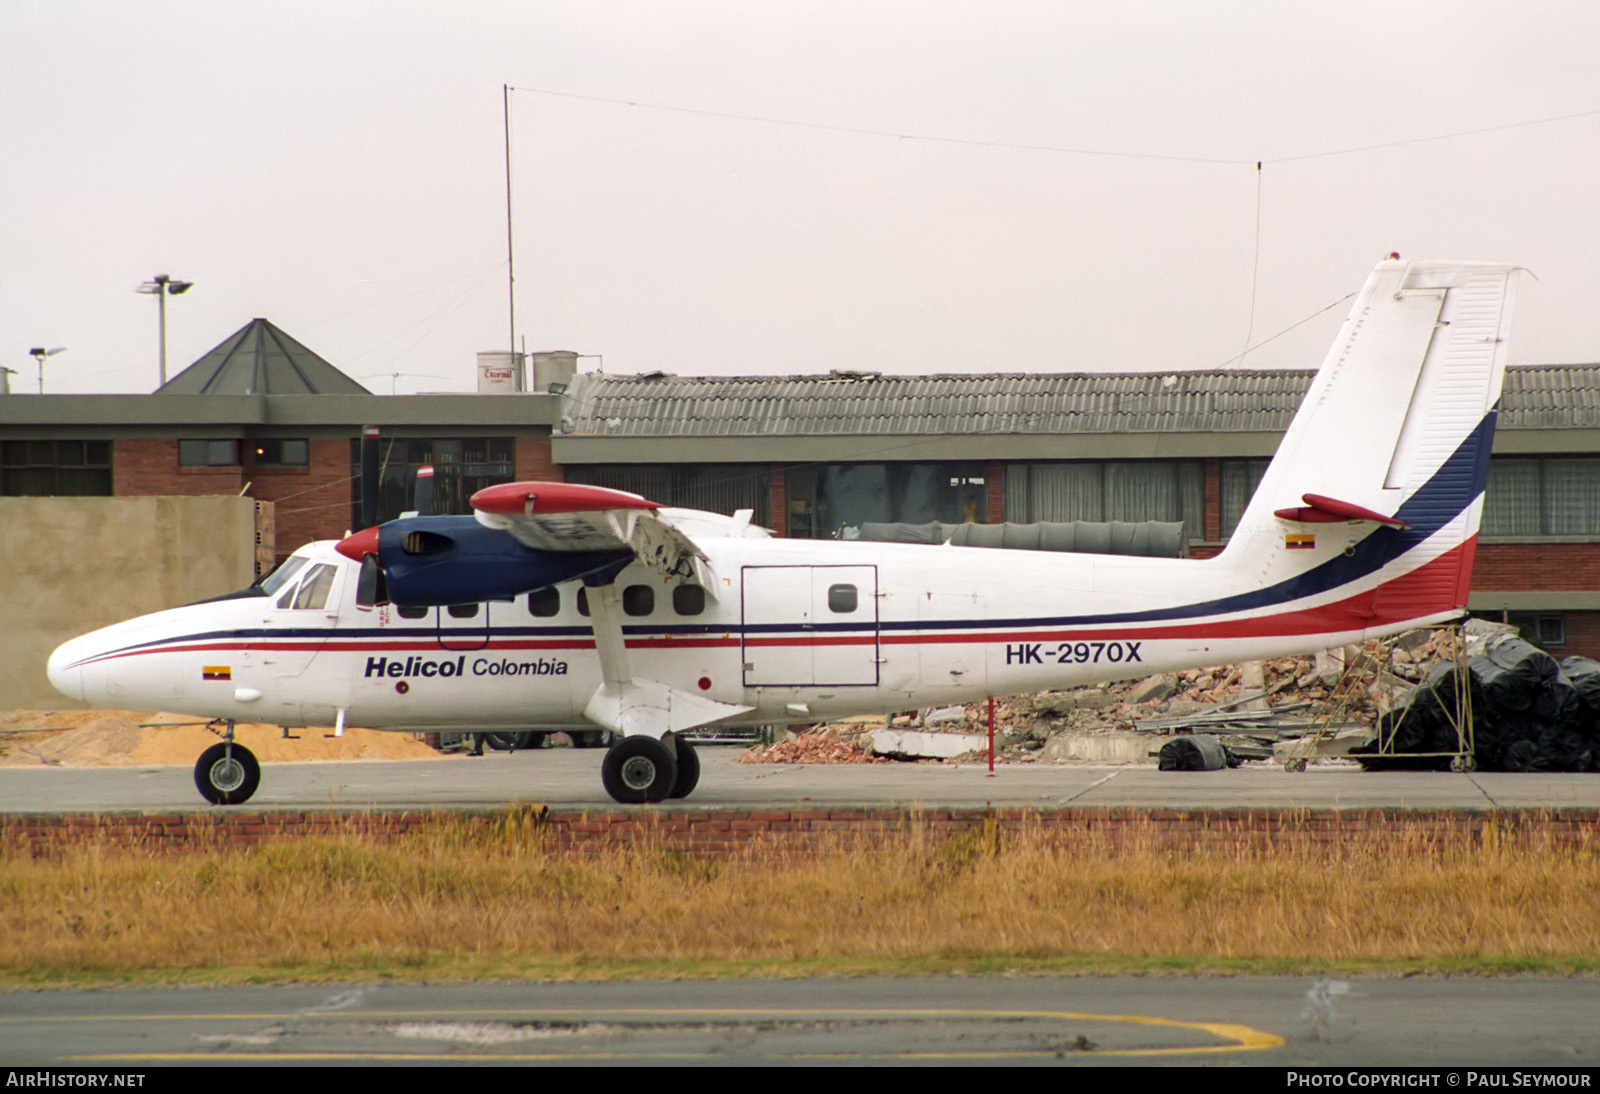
[1,496,264,711]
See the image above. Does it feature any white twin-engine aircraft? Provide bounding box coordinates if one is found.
[49,258,1520,806]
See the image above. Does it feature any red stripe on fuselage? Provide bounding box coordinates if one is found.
[72,538,1476,668]
[886,536,1477,646]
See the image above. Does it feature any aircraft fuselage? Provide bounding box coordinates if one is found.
[49,521,1446,735]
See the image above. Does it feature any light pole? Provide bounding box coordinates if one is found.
[28,346,65,394]
[136,273,194,387]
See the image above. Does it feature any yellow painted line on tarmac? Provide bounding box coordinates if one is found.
[55,1005,1284,1061]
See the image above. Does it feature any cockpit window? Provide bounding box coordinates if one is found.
[291,564,337,610]
[258,556,309,597]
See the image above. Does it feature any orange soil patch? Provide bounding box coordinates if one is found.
[0,709,440,767]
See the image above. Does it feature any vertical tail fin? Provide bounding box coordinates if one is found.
[1220,258,1521,634]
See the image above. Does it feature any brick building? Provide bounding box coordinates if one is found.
[555,369,1600,656]
[3,320,1597,653]
[0,319,561,564]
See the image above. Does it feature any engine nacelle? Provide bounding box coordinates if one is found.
[374,515,632,606]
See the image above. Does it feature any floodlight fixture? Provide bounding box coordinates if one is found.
[28,345,66,394]
[137,273,195,388]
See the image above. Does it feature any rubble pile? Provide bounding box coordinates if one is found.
[1357,635,1600,772]
[741,626,1483,766]
[737,727,885,764]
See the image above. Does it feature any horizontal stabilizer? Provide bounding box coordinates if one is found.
[1274,493,1410,529]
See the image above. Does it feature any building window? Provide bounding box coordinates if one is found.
[350,437,516,525]
[786,462,985,539]
[251,439,308,466]
[179,439,240,467]
[1006,460,1206,543]
[1483,458,1600,537]
[0,440,113,496]
[1477,610,1567,651]
[1220,459,1271,540]
[567,463,771,527]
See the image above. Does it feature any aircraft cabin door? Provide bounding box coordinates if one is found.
[741,565,879,687]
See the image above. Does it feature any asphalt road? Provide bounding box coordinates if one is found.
[4,749,1598,1070]
[2,745,1598,813]
[2,977,1596,1067]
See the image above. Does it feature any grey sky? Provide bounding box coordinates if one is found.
[4,1,1598,395]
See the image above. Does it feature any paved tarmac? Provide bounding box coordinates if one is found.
[4,749,1597,1070]
[2,745,1598,813]
[2,976,1596,1066]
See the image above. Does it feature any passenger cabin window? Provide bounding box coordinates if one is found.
[673,584,706,616]
[528,587,560,617]
[290,564,337,610]
[828,584,858,613]
[577,588,590,617]
[623,585,654,616]
[446,603,479,619]
[396,605,429,619]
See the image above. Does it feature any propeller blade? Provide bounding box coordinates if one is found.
[355,553,387,607]
[413,464,435,517]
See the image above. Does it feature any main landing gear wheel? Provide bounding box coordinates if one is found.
[601,736,678,804]
[485,732,546,751]
[668,737,700,799]
[195,742,261,805]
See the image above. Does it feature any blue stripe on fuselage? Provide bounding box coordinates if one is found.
[74,413,1495,663]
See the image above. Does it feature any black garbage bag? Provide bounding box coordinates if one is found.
[1473,654,1533,712]
[1158,734,1238,771]
[1561,656,1600,714]
[1351,709,1453,770]
[1481,635,1560,702]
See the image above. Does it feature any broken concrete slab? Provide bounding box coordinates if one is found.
[1042,731,1163,763]
[871,729,989,759]
[1036,688,1116,714]
[1128,673,1176,704]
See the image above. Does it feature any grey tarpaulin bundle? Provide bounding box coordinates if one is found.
[1353,635,1600,772]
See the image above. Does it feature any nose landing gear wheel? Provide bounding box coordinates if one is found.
[194,742,261,805]
[601,736,678,804]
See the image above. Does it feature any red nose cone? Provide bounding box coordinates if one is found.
[336,525,380,562]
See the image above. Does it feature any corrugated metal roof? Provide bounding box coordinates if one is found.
[559,366,1600,439]
[156,319,371,396]
[1500,366,1600,429]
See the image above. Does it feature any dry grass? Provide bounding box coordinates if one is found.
[2,816,1597,986]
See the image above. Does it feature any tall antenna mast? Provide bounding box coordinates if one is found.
[503,84,518,372]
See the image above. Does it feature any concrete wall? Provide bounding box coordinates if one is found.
[1,496,262,711]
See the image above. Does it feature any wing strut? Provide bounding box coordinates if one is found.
[580,576,753,739]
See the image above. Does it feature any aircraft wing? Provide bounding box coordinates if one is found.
[471,482,756,738]
[470,482,716,590]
